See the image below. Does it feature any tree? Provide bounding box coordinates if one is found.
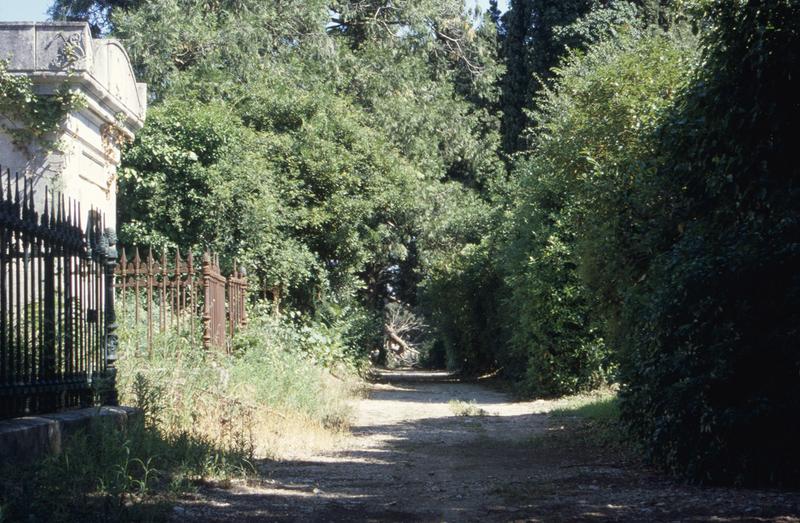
[48,0,141,35]
[498,0,534,153]
[488,0,503,28]
[528,0,595,90]
[57,0,504,359]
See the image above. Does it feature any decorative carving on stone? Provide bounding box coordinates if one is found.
[100,120,130,199]
[106,170,118,199]
[46,32,86,70]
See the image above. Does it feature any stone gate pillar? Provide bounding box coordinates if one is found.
[0,22,147,228]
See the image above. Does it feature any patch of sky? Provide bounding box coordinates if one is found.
[0,0,51,22]
[472,0,509,14]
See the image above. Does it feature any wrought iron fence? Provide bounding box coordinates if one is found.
[116,247,247,354]
[0,173,118,420]
[0,169,246,420]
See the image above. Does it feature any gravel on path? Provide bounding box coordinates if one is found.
[171,369,800,522]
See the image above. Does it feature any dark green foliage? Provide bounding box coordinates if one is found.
[551,1,643,52]
[118,89,419,310]
[422,240,506,373]
[48,0,141,35]
[635,0,673,27]
[425,3,690,394]
[498,0,535,153]
[488,0,503,27]
[61,0,503,343]
[498,27,695,396]
[527,0,596,89]
[414,179,503,373]
[498,0,658,154]
[615,0,800,485]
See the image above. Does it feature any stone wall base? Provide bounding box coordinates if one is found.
[0,406,141,463]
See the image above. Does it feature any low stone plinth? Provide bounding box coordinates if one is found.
[0,406,140,463]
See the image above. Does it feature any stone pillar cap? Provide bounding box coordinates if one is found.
[0,22,147,137]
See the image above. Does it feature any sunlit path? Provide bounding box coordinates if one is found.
[171,370,800,522]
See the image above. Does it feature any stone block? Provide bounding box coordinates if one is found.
[0,406,141,464]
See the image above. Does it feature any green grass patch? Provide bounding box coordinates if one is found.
[547,388,634,453]
[550,392,619,422]
[1,302,363,521]
[449,399,489,417]
[0,415,251,522]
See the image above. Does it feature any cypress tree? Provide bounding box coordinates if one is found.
[499,0,533,154]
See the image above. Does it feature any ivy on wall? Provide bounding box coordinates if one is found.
[0,60,86,151]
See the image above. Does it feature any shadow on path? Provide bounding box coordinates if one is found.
[172,370,800,522]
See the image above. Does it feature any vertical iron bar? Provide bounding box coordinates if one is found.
[42,191,56,400]
[187,251,194,345]
[29,186,38,387]
[1,172,8,395]
[103,227,118,406]
[63,200,73,380]
[77,204,85,390]
[14,177,22,394]
[134,247,140,325]
[0,172,7,397]
[147,248,153,357]
[160,251,167,333]
[119,247,127,319]
[175,249,182,335]
[95,234,102,381]
[202,252,211,350]
[55,196,64,388]
[21,180,30,386]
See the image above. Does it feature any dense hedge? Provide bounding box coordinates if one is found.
[494,26,697,396]
[616,0,800,485]
[423,21,696,397]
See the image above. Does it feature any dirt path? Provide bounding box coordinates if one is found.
[173,370,800,522]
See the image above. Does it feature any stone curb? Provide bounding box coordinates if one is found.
[0,406,141,464]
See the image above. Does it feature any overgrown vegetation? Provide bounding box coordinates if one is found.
[614,0,800,485]
[116,303,359,458]
[0,60,85,150]
[429,0,799,485]
[0,304,360,521]
[39,0,800,487]
[0,414,250,522]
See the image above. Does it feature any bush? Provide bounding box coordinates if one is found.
[422,240,506,374]
[417,181,504,374]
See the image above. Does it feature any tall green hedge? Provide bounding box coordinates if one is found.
[616,0,800,485]
[495,26,696,396]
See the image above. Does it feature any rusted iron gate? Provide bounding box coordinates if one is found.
[0,175,118,420]
[116,247,247,353]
